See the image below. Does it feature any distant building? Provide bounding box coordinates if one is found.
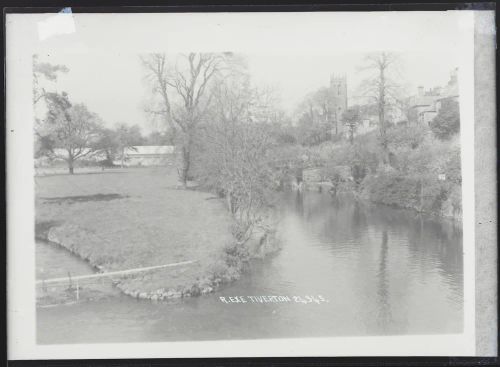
[408,87,440,125]
[121,145,175,166]
[408,68,459,125]
[330,74,348,135]
[435,68,459,112]
[35,146,175,168]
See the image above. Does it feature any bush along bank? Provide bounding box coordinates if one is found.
[359,170,462,220]
[302,125,463,222]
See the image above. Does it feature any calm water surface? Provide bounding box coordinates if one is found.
[37,192,463,344]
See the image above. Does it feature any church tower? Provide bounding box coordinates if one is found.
[330,74,348,135]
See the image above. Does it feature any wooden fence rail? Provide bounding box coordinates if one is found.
[36,259,198,285]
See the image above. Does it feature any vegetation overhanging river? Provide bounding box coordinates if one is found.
[36,190,463,344]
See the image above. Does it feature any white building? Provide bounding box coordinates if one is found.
[121,145,175,166]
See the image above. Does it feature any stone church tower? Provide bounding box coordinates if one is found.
[329,74,348,135]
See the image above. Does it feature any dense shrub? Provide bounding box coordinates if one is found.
[321,136,380,185]
[430,99,460,140]
[405,135,461,180]
[192,118,279,244]
[361,172,419,209]
[387,123,428,150]
[361,172,451,214]
[297,120,333,146]
[307,123,462,217]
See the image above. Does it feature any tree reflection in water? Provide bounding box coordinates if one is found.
[376,229,392,332]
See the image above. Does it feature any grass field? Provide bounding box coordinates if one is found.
[35,167,238,299]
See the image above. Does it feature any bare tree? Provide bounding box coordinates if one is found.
[295,88,334,146]
[342,106,361,144]
[314,87,334,130]
[195,74,278,242]
[358,52,402,162]
[114,123,144,167]
[141,53,232,187]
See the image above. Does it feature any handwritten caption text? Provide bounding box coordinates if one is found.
[219,295,329,304]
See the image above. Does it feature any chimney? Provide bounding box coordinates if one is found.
[449,68,458,85]
[418,86,424,96]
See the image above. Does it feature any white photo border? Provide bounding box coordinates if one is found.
[6,10,476,359]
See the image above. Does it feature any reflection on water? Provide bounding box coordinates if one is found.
[376,229,391,333]
[37,191,463,344]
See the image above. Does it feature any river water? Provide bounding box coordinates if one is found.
[37,192,463,344]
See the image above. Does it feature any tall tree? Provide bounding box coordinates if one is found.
[430,99,460,140]
[314,87,333,126]
[33,55,69,106]
[342,105,361,144]
[42,92,103,174]
[93,127,119,164]
[33,56,69,157]
[145,130,176,146]
[114,123,144,167]
[295,88,334,146]
[358,52,401,162]
[141,53,231,187]
[196,74,278,241]
[92,124,144,167]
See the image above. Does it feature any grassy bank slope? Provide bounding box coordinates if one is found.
[35,167,240,300]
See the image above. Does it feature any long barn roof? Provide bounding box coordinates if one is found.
[125,146,175,155]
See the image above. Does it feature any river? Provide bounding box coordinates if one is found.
[37,191,463,344]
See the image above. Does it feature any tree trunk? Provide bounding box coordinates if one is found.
[180,144,190,188]
[178,129,194,188]
[378,67,389,164]
[68,154,74,174]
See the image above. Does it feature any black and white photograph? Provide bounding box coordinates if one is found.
[6,8,496,359]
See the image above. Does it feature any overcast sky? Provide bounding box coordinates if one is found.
[33,11,466,134]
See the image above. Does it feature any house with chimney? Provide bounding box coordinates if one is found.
[408,68,459,125]
[435,68,459,112]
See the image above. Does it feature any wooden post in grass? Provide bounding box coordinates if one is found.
[76,280,80,301]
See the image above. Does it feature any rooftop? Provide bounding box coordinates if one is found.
[125,146,175,155]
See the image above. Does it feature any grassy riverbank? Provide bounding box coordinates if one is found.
[35,167,249,302]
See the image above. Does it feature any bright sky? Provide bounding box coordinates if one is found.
[34,11,465,134]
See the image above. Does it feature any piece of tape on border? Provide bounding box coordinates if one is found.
[37,8,75,41]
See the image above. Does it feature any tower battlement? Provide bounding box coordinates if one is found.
[330,73,347,86]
